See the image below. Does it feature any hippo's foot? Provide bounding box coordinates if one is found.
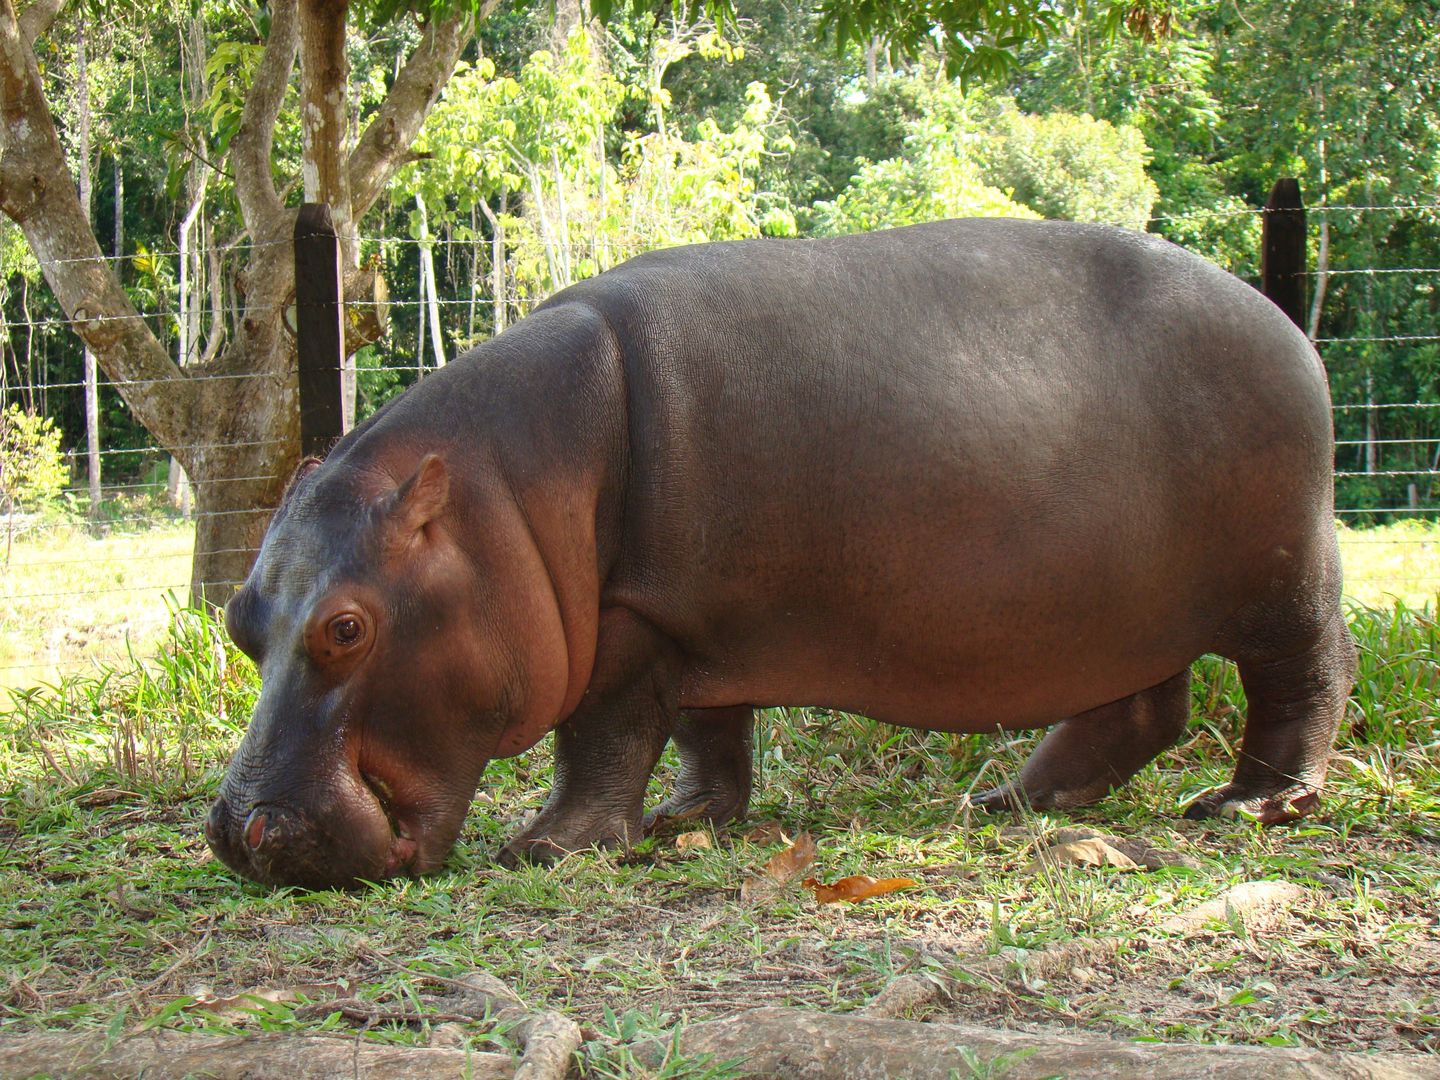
[1182,782,1322,825]
[644,706,754,836]
[963,780,1085,814]
[1192,612,1355,827]
[497,807,643,867]
[644,784,749,835]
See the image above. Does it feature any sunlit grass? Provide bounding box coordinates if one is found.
[0,520,194,694]
[1338,519,1440,610]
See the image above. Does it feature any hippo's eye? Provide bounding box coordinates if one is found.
[330,615,364,648]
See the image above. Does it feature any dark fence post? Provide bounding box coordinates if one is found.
[1261,178,1307,330]
[294,203,345,458]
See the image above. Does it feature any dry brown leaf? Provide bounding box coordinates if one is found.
[740,832,817,903]
[1027,838,1139,873]
[743,821,788,845]
[676,831,712,853]
[803,875,918,905]
[182,988,299,1023]
[762,832,816,883]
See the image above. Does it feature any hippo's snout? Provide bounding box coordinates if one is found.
[205,790,410,890]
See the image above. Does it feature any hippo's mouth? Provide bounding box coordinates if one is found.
[361,771,420,877]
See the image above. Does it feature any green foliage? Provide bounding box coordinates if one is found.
[619,80,791,246]
[0,404,69,512]
[810,78,1156,235]
[399,24,793,313]
[985,103,1158,230]
[810,118,1037,236]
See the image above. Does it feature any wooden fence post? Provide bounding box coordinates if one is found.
[294,203,346,458]
[1261,178,1307,330]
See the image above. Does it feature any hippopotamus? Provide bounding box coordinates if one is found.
[205,218,1357,890]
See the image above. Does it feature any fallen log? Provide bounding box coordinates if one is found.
[0,1028,515,1079]
[635,1007,1436,1079]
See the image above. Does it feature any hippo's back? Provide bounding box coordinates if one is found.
[549,220,1336,728]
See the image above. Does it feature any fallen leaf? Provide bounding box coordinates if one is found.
[1010,827,1200,871]
[676,831,712,853]
[183,987,299,1023]
[1027,838,1139,873]
[763,832,816,882]
[740,832,816,903]
[743,821,789,846]
[803,875,918,904]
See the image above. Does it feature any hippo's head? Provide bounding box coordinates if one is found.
[205,452,515,889]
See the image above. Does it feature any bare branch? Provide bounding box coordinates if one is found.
[16,0,60,43]
[347,8,476,220]
[231,0,299,238]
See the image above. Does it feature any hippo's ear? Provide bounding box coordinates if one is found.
[280,457,322,507]
[385,454,450,548]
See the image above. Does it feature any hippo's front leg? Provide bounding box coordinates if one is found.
[498,610,679,866]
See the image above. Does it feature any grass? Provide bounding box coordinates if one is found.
[0,516,194,694]
[1338,520,1440,609]
[0,525,1436,1072]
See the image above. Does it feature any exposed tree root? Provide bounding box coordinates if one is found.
[636,1006,1435,1079]
[0,1029,513,1079]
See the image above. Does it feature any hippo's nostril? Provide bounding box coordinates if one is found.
[244,808,269,851]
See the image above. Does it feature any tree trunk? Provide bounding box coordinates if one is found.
[75,11,102,529]
[0,0,472,604]
[416,194,445,368]
[1365,370,1378,476]
[112,155,122,266]
[479,193,507,334]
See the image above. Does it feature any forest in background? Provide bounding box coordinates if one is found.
[2,0,1437,537]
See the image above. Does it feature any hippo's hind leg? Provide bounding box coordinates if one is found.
[1185,605,1356,824]
[969,669,1191,812]
[644,706,754,834]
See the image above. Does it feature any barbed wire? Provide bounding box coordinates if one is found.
[1335,469,1440,478]
[1145,202,1440,226]
[28,239,290,271]
[59,474,280,497]
[1336,506,1440,515]
[6,571,1435,598]
[1305,267,1440,276]
[0,580,242,603]
[1317,335,1440,345]
[4,364,443,397]
[59,439,288,460]
[16,196,1440,271]
[1334,437,1440,447]
[5,546,255,568]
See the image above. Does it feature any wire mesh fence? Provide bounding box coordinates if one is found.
[1,200,1437,691]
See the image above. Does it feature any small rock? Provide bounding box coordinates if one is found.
[1027,838,1140,872]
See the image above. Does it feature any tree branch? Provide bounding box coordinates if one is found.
[231,0,299,238]
[347,7,477,221]
[16,0,60,44]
